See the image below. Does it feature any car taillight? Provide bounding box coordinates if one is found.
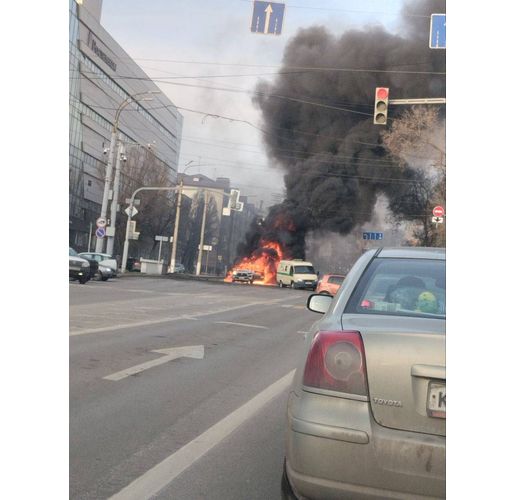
[303,331,368,396]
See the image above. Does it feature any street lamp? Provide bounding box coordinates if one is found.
[95,90,159,254]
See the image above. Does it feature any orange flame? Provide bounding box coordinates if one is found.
[224,240,287,286]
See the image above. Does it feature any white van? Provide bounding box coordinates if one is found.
[276,260,318,290]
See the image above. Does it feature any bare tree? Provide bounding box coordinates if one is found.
[98,145,176,258]
[382,106,446,246]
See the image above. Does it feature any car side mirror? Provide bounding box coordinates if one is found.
[307,294,333,314]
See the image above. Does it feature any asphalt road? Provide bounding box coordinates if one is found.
[69,276,316,499]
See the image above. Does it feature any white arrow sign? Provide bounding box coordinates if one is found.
[103,345,205,381]
[125,205,138,217]
[264,4,273,33]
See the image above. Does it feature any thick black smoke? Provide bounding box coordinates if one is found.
[238,0,445,259]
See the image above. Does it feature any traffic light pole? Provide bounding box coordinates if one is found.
[389,98,446,105]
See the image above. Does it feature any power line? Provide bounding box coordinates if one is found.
[237,0,433,18]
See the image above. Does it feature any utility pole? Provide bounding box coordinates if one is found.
[169,177,183,273]
[95,130,117,252]
[169,160,195,273]
[106,137,123,256]
[196,191,208,276]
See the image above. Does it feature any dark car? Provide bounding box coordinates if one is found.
[126,257,141,272]
[69,247,99,283]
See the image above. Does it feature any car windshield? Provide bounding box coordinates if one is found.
[294,265,315,274]
[69,248,78,256]
[345,258,445,319]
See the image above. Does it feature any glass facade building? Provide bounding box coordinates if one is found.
[69,0,183,251]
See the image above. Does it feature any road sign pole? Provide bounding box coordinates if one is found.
[106,137,123,256]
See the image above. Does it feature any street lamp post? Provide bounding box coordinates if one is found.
[96,90,159,254]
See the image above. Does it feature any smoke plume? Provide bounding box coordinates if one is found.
[237,0,445,260]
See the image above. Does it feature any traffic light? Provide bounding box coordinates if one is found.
[229,189,240,209]
[373,87,389,125]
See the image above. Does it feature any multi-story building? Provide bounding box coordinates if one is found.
[69,0,183,251]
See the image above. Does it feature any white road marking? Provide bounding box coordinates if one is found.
[280,304,306,309]
[103,345,205,381]
[108,369,295,500]
[214,321,269,330]
[70,300,277,336]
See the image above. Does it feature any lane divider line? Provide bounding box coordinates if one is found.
[70,301,271,336]
[108,369,295,500]
[214,321,269,330]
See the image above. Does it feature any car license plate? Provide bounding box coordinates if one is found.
[427,382,446,418]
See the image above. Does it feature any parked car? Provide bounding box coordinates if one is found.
[96,264,114,281]
[69,247,91,284]
[173,263,186,273]
[79,252,118,276]
[282,247,445,500]
[231,269,254,284]
[315,273,346,295]
[126,257,141,272]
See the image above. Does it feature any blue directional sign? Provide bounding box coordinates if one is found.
[95,227,106,239]
[363,232,384,241]
[429,14,446,49]
[251,1,285,35]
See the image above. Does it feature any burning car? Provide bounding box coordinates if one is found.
[231,269,255,284]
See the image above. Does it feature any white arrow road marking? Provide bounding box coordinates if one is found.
[264,4,273,33]
[214,321,269,330]
[103,345,204,381]
[108,369,295,500]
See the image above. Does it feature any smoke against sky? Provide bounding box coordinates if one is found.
[100,0,411,208]
[235,0,445,258]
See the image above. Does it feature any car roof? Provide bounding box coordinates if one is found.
[376,247,445,260]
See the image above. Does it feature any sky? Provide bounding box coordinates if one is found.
[100,0,406,210]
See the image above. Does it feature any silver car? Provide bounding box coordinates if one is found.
[283,247,445,500]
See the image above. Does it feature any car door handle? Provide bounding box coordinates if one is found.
[411,364,445,380]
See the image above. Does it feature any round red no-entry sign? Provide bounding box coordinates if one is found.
[433,206,445,217]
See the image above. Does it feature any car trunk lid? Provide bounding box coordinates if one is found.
[342,314,445,436]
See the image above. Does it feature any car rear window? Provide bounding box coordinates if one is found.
[345,257,445,319]
[328,276,344,285]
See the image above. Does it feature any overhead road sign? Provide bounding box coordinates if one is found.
[429,14,446,49]
[251,1,285,35]
[363,232,384,241]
